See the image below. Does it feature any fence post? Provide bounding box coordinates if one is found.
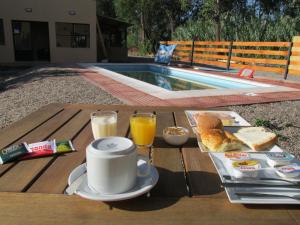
[283,42,293,80]
[190,40,195,66]
[226,41,233,71]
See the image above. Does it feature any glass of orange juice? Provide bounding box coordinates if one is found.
[130,113,156,147]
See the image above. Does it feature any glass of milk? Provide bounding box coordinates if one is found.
[91,111,117,139]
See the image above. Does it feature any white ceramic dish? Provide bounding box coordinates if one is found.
[209,152,300,204]
[67,159,159,202]
[163,127,189,146]
[185,110,251,128]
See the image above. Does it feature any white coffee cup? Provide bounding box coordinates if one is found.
[86,137,150,194]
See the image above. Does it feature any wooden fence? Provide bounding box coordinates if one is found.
[161,37,300,79]
[289,36,300,76]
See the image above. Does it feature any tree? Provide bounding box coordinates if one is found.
[114,0,195,53]
[96,0,116,17]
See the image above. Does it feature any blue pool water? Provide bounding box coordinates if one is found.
[98,64,259,91]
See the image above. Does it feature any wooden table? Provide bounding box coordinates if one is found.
[0,104,299,225]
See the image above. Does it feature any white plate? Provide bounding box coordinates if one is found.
[185,110,251,128]
[209,152,300,204]
[67,159,159,202]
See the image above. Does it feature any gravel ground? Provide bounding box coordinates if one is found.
[229,101,300,158]
[0,66,123,129]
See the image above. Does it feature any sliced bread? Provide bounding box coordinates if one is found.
[234,127,277,151]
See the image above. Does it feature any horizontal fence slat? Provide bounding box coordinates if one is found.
[291,51,300,56]
[290,60,300,66]
[178,57,191,63]
[288,69,300,76]
[193,59,227,68]
[232,49,288,56]
[293,42,300,47]
[173,52,190,57]
[289,65,300,70]
[193,47,229,53]
[193,53,228,60]
[230,63,284,73]
[233,42,290,47]
[230,56,287,65]
[175,46,193,51]
[193,41,231,45]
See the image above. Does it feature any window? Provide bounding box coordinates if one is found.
[0,19,5,45]
[56,23,90,48]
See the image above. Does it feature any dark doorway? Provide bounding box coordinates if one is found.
[12,21,50,61]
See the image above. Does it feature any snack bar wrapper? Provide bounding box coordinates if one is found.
[20,140,75,160]
[21,140,56,160]
[55,140,75,153]
[0,143,29,164]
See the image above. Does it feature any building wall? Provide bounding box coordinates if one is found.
[0,0,97,63]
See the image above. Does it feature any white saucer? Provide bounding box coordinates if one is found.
[68,159,159,201]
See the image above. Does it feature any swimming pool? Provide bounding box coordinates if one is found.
[98,64,259,91]
[81,63,295,100]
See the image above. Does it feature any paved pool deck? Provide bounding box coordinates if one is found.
[78,64,300,108]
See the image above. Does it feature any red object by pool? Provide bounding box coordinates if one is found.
[238,68,255,78]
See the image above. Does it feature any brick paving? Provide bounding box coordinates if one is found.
[79,67,300,108]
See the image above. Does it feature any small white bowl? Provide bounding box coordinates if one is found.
[163,127,189,146]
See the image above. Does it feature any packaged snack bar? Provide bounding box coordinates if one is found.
[20,140,75,160]
[21,140,56,160]
[0,143,29,164]
[55,140,75,153]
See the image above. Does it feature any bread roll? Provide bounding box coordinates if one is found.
[200,129,244,152]
[195,114,223,133]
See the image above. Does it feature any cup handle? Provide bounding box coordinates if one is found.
[137,155,151,177]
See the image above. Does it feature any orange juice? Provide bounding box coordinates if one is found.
[130,114,156,147]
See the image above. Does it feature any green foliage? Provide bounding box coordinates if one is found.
[255,119,272,128]
[114,0,194,53]
[173,19,215,40]
[97,0,300,53]
[173,0,300,42]
[138,39,152,55]
[96,0,115,17]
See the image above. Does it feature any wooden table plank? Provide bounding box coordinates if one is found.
[151,111,188,197]
[28,109,133,194]
[173,111,198,148]
[151,148,188,197]
[0,103,64,149]
[182,148,225,197]
[27,123,93,193]
[174,111,226,197]
[0,193,298,225]
[0,108,79,176]
[0,109,86,192]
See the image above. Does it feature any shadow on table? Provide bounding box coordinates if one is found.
[107,167,224,211]
[187,171,224,196]
[107,167,186,211]
[153,137,198,148]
